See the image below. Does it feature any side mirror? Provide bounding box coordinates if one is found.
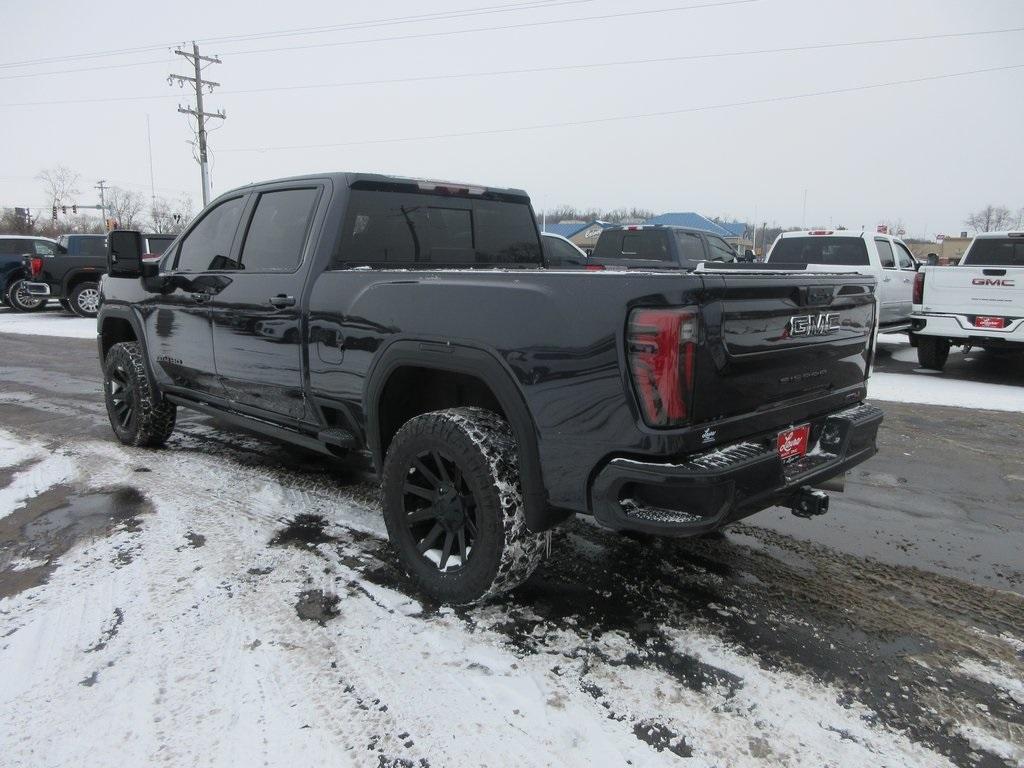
[107,230,144,278]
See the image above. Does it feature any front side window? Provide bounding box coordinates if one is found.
[875,239,896,269]
[337,190,540,267]
[705,235,737,263]
[239,188,320,272]
[542,235,585,266]
[895,242,916,270]
[176,196,245,272]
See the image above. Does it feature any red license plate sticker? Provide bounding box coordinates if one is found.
[778,424,811,460]
[974,316,1005,329]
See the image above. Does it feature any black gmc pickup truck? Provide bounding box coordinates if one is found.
[97,172,882,603]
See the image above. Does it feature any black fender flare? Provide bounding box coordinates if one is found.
[365,338,556,532]
[96,306,159,390]
[62,267,103,297]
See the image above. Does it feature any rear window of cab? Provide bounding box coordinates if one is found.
[770,236,869,266]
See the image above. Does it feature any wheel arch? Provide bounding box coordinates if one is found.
[366,339,555,532]
[98,308,160,389]
[63,268,103,295]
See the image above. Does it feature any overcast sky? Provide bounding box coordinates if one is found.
[3,0,1022,237]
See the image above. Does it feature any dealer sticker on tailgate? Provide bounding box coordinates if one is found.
[778,424,811,460]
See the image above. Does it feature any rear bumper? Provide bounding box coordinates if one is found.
[590,402,882,536]
[24,282,51,296]
[912,313,1024,345]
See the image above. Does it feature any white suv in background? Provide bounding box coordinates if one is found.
[765,229,918,331]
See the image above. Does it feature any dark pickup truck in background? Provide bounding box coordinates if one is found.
[26,233,173,317]
[590,223,744,269]
[1,235,58,311]
[97,172,882,603]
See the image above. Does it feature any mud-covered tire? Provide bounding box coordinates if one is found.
[103,342,177,447]
[917,336,950,371]
[382,407,546,604]
[5,278,46,312]
[70,281,101,318]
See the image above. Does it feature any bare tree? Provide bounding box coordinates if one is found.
[105,187,146,229]
[149,194,195,234]
[965,205,1014,233]
[36,165,81,212]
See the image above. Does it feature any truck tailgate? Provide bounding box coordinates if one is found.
[693,271,875,422]
[921,266,1024,316]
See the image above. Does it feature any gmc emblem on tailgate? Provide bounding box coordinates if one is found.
[789,313,841,337]
[972,278,1015,287]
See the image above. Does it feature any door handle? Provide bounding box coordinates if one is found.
[269,294,296,308]
[190,292,211,304]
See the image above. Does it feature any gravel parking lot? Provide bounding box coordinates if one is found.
[1,309,1022,767]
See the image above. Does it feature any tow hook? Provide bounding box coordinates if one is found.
[790,486,830,518]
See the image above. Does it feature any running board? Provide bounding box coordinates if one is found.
[164,394,355,456]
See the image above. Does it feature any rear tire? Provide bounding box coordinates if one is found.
[382,407,546,604]
[5,278,46,312]
[70,281,100,318]
[103,342,177,447]
[917,336,950,371]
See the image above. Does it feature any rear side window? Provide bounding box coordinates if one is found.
[0,239,28,255]
[336,190,540,267]
[239,188,320,272]
[542,235,585,266]
[33,240,56,256]
[705,235,737,263]
[176,196,246,272]
[78,237,107,257]
[875,239,896,269]
[593,230,671,262]
[769,236,869,266]
[962,238,1024,266]
[674,231,705,263]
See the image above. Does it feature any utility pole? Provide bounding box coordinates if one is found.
[169,41,225,206]
[95,180,108,230]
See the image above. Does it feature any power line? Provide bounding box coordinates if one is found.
[0,0,593,70]
[216,62,1024,152]
[0,0,756,78]
[5,26,1022,109]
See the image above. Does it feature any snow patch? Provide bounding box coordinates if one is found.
[868,372,1024,412]
[0,310,97,339]
[0,427,43,469]
[0,450,78,521]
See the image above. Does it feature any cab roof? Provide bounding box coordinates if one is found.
[222,171,530,202]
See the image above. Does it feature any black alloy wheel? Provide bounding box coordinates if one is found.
[107,359,136,431]
[403,448,479,573]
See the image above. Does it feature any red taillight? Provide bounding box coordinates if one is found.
[913,271,925,304]
[29,257,43,277]
[627,307,698,427]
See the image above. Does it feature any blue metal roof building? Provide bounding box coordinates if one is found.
[539,221,587,238]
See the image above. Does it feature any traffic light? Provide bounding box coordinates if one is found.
[61,206,67,215]
[72,204,78,214]
[52,206,57,221]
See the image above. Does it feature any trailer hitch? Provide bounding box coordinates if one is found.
[789,486,830,518]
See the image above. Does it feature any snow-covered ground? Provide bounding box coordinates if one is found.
[5,424,1014,767]
[0,307,96,339]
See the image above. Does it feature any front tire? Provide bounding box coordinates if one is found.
[70,281,100,318]
[103,342,177,447]
[5,279,46,312]
[382,407,546,604]
[917,336,950,371]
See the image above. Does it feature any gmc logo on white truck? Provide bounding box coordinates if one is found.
[972,278,1015,287]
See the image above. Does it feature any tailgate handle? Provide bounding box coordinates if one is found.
[802,286,835,306]
[983,269,1006,276]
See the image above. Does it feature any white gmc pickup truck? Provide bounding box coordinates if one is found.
[911,231,1024,370]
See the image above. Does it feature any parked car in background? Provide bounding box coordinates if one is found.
[22,234,107,317]
[589,224,739,269]
[540,232,589,267]
[0,235,58,312]
[766,229,918,332]
[96,171,881,604]
[911,231,1024,370]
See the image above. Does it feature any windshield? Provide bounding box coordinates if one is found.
[961,238,1024,267]
[769,236,869,266]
